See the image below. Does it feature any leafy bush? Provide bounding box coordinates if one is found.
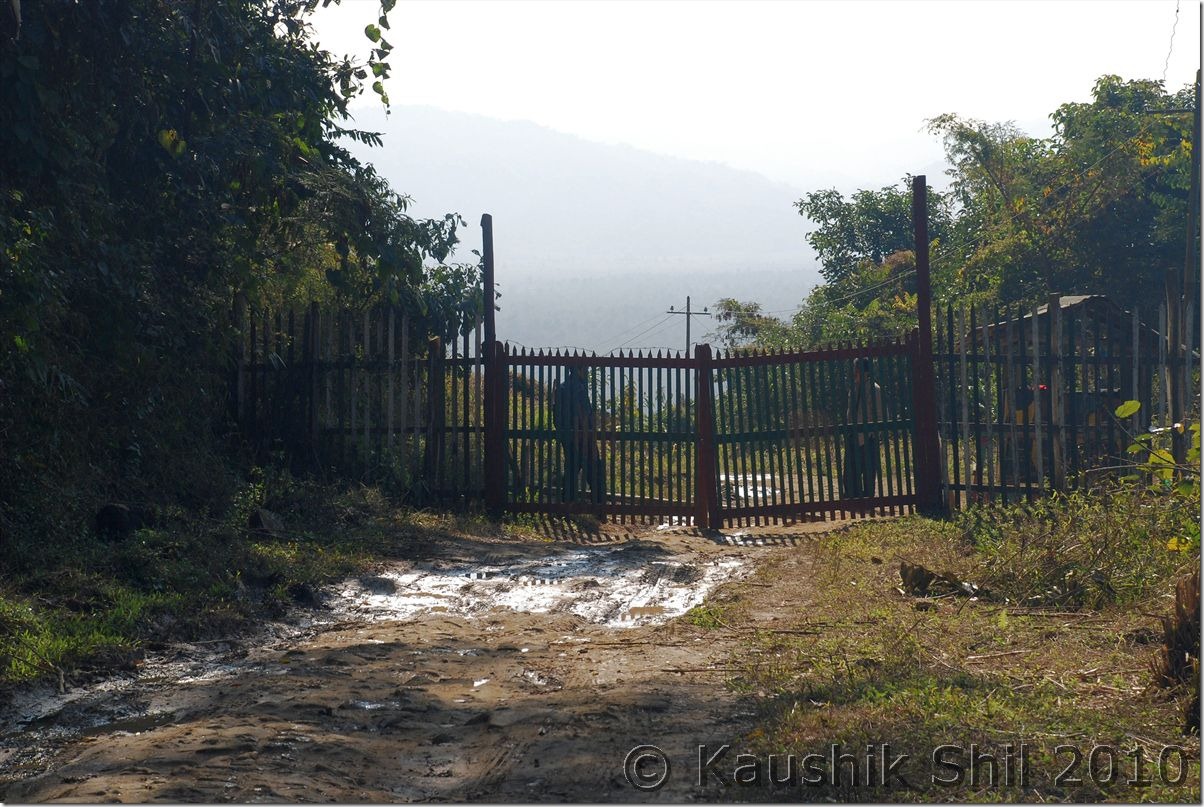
[957,481,1199,608]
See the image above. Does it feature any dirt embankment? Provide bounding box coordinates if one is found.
[2,525,816,802]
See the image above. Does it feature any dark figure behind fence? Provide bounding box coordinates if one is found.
[842,357,883,499]
[553,367,606,504]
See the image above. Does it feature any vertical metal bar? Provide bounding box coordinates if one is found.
[1102,305,1119,465]
[447,331,458,493]
[756,361,774,519]
[894,344,911,508]
[1160,303,1169,428]
[779,355,800,515]
[1074,307,1084,485]
[1132,307,1142,434]
[739,360,756,527]
[1030,304,1044,490]
[1004,309,1019,499]
[946,304,961,501]
[375,309,385,478]
[1048,295,1065,491]
[808,355,832,518]
[771,357,789,518]
[315,308,323,468]
[934,309,948,508]
[287,309,296,461]
[1015,308,1032,498]
[621,358,630,517]
[893,338,913,503]
[959,307,970,508]
[543,353,552,504]
[756,360,772,524]
[825,355,847,520]
[725,360,743,525]
[970,306,985,499]
[361,309,371,473]
[349,312,358,471]
[791,359,814,507]
[983,310,996,501]
[899,340,915,501]
[655,356,664,507]
[247,310,257,450]
[263,310,273,455]
[1183,302,1194,426]
[694,344,718,529]
[713,359,729,519]
[387,308,395,455]
[748,361,765,525]
[875,350,895,515]
[462,329,471,493]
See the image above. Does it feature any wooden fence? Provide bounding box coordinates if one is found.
[234,304,484,502]
[233,292,1199,520]
[933,294,1199,508]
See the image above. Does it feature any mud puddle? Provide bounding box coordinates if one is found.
[1,532,769,801]
[331,543,748,627]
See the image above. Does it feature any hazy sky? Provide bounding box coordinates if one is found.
[312,0,1199,191]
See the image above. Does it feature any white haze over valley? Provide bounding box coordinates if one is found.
[317,1,1197,352]
[341,105,817,352]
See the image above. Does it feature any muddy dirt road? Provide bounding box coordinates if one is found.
[2,525,823,802]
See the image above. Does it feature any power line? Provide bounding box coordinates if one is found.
[1162,0,1181,87]
[614,313,676,352]
[595,309,673,349]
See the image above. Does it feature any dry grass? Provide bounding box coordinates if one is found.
[709,513,1201,802]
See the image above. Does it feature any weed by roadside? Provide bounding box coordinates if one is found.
[717,488,1200,802]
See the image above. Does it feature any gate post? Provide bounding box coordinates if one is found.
[485,340,507,519]
[912,176,944,515]
[307,301,321,470]
[694,343,720,530]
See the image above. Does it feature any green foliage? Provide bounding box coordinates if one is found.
[1112,400,1200,495]
[957,483,1200,608]
[0,2,477,585]
[796,180,952,285]
[725,74,1196,349]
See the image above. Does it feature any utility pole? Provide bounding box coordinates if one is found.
[667,296,710,356]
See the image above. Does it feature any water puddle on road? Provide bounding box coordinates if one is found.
[330,544,748,628]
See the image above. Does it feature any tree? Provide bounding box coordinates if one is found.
[726,74,1197,352]
[796,180,951,284]
[0,1,473,553]
[928,75,1194,312]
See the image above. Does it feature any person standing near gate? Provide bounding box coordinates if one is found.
[842,357,883,499]
[553,366,605,505]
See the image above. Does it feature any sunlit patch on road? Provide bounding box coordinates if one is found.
[330,545,748,627]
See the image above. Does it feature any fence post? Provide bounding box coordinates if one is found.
[694,343,719,530]
[424,336,445,489]
[911,176,944,515]
[308,302,321,468]
[231,292,247,430]
[1048,294,1066,491]
[485,340,507,519]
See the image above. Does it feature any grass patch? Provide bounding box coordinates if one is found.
[0,468,502,690]
[684,602,730,630]
[715,487,1201,802]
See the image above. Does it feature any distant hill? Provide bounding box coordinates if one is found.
[341,105,821,349]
